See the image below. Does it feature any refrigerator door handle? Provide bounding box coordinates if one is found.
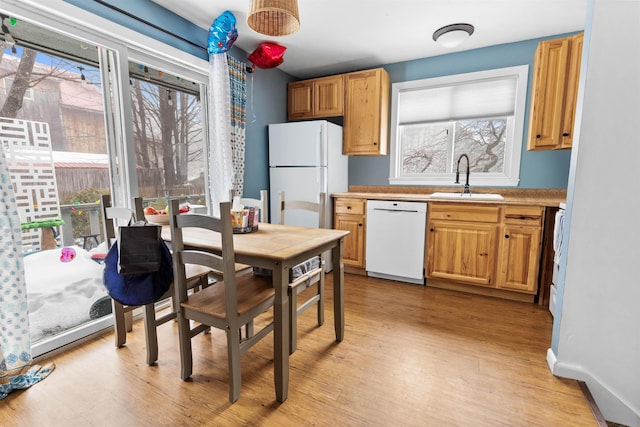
[318,127,325,165]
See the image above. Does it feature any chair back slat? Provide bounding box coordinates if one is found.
[101,194,145,249]
[279,191,326,228]
[230,189,269,223]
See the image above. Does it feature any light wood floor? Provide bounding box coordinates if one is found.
[3,274,597,426]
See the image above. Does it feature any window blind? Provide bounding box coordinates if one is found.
[397,76,518,125]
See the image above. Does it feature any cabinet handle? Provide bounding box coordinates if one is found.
[505,234,510,239]
[373,141,377,146]
[346,206,351,209]
[358,223,362,227]
[430,228,434,232]
[536,134,541,139]
[562,132,570,137]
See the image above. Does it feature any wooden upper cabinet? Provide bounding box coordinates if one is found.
[343,68,390,156]
[287,75,343,120]
[527,33,584,151]
[288,80,313,119]
[314,75,344,117]
[561,33,584,149]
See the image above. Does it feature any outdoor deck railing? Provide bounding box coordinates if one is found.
[47,196,207,250]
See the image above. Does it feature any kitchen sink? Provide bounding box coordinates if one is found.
[428,192,504,201]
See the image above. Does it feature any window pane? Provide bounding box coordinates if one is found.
[453,118,507,173]
[400,123,451,174]
[129,68,205,208]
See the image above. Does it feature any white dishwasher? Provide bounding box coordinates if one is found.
[365,200,427,285]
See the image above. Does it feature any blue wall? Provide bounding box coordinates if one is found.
[349,36,576,189]
[66,0,574,192]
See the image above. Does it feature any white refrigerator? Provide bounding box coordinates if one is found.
[269,120,348,230]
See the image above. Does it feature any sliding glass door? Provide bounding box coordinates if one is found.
[0,8,209,357]
[0,18,115,355]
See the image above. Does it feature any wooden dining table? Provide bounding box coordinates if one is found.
[162,222,349,402]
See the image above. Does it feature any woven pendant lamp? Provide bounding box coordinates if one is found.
[247,0,300,36]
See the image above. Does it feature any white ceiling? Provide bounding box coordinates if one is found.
[152,0,587,79]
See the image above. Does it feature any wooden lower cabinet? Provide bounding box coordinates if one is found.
[333,197,366,269]
[427,220,498,286]
[426,203,500,287]
[427,203,544,297]
[496,206,544,293]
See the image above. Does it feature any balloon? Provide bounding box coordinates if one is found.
[207,11,238,55]
[248,42,287,69]
[60,247,76,263]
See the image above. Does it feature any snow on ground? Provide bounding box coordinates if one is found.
[25,245,108,343]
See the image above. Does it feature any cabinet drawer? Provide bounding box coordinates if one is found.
[335,198,365,215]
[429,203,500,223]
[502,206,543,226]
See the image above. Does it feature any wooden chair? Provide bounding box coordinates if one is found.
[229,189,269,223]
[168,198,275,403]
[101,194,211,365]
[278,191,326,354]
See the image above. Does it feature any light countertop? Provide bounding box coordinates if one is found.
[332,186,566,208]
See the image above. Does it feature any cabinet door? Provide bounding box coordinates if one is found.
[335,214,365,268]
[288,80,313,120]
[343,68,389,155]
[427,220,498,287]
[559,33,584,149]
[527,37,570,150]
[314,75,343,117]
[496,225,542,293]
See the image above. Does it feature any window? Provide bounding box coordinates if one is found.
[128,63,205,205]
[389,65,528,186]
[4,77,33,100]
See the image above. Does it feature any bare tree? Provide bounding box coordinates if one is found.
[129,78,203,194]
[0,48,36,118]
[131,79,151,169]
[455,119,506,172]
[400,119,507,174]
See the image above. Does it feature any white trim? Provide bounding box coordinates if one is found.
[389,65,528,187]
[548,347,640,426]
[31,316,113,357]
[0,0,209,80]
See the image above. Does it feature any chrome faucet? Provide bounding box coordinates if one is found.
[455,154,471,194]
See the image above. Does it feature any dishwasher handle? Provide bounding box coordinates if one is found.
[372,208,419,213]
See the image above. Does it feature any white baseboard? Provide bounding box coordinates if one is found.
[546,348,640,427]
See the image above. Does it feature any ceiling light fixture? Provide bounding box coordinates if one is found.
[433,23,474,48]
[247,0,300,37]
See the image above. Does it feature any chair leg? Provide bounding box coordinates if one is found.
[289,288,298,355]
[176,310,193,380]
[198,275,212,335]
[245,321,254,339]
[112,299,127,348]
[144,303,159,366]
[124,310,134,332]
[226,326,242,403]
[318,272,325,326]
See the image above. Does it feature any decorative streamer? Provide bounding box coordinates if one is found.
[227,56,247,196]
